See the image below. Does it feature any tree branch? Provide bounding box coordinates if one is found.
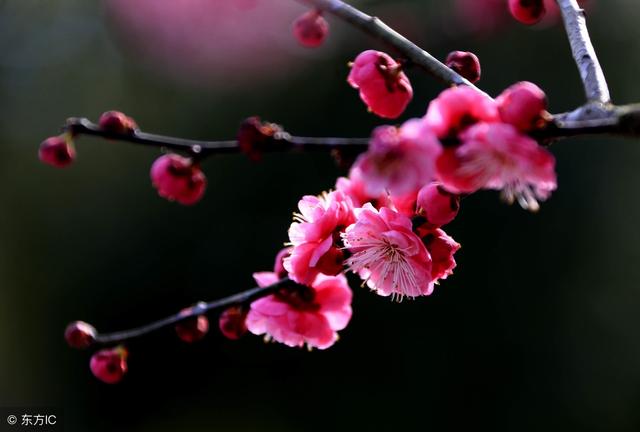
[545,104,640,141]
[556,0,611,104]
[94,277,292,345]
[64,117,369,158]
[299,0,480,90]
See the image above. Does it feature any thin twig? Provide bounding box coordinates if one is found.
[94,278,292,345]
[556,0,611,104]
[64,117,369,158]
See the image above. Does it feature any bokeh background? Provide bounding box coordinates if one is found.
[1,0,640,431]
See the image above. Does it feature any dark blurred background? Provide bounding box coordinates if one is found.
[1,0,640,431]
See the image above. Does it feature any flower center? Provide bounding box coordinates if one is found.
[276,285,320,312]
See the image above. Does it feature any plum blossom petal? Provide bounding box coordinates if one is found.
[246,272,352,349]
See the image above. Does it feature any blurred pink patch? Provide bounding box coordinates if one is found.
[104,0,306,87]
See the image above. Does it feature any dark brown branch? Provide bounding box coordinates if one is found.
[556,0,611,104]
[299,0,481,91]
[64,103,640,163]
[64,117,369,158]
[94,277,292,345]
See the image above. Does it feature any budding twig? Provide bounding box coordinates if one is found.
[63,117,369,158]
[94,277,292,345]
[300,0,639,139]
[556,0,611,104]
[299,0,480,90]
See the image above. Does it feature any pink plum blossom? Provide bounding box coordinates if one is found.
[424,86,499,139]
[352,119,442,197]
[347,50,413,119]
[246,271,352,349]
[150,154,207,205]
[342,204,433,301]
[436,122,557,211]
[284,191,354,284]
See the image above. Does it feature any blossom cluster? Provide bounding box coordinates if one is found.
[245,50,557,349]
[50,1,567,383]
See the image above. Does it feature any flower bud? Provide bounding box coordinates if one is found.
[416,183,460,228]
[445,51,481,83]
[497,81,548,132]
[39,135,75,168]
[292,10,329,48]
[237,117,286,161]
[98,111,138,134]
[508,0,545,25]
[64,321,97,349]
[150,154,206,205]
[90,346,128,384]
[347,50,413,119]
[175,313,209,343]
[219,306,248,340]
[315,246,345,276]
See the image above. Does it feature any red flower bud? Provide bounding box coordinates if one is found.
[175,314,210,343]
[98,111,138,134]
[315,246,345,276]
[64,321,97,349]
[416,183,460,228]
[218,306,248,340]
[445,51,481,83]
[347,50,413,119]
[497,81,548,132]
[292,9,329,48]
[237,117,285,161]
[150,154,206,205]
[39,136,75,168]
[90,346,128,384]
[508,0,545,25]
